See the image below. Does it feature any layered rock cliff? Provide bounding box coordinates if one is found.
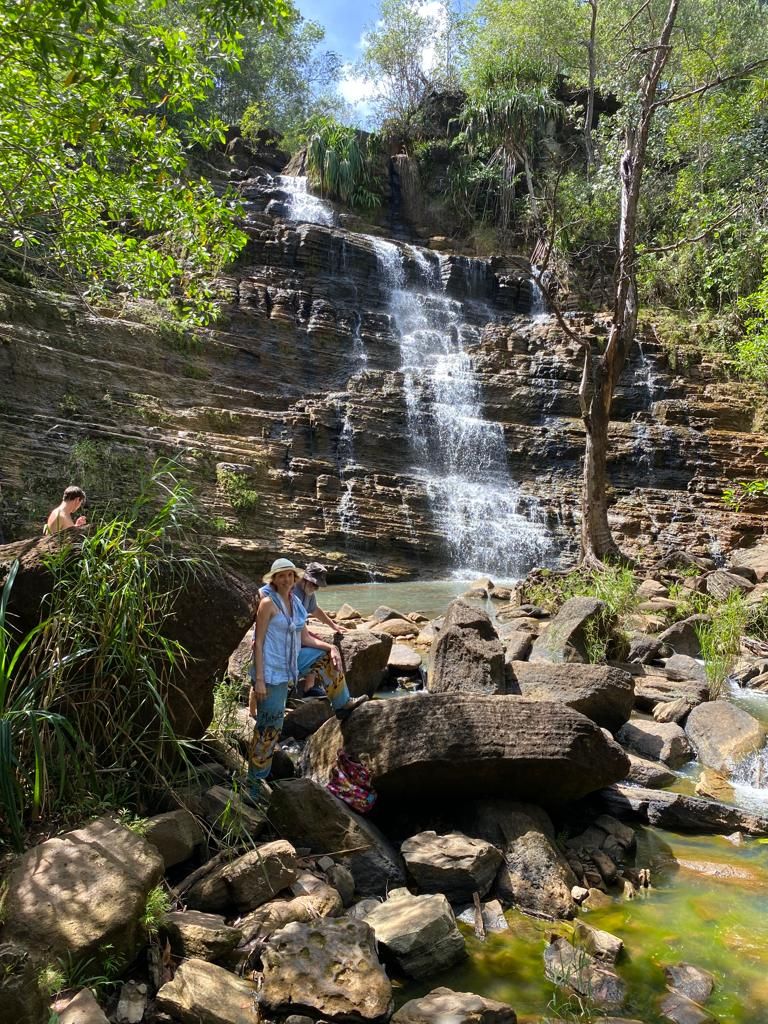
[0,170,766,580]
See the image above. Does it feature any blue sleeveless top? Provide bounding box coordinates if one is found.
[260,584,308,685]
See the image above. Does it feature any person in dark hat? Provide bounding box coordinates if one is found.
[294,561,348,632]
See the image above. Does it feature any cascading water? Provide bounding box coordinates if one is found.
[275,175,335,227]
[372,237,553,576]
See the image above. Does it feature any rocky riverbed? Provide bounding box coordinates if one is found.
[3,537,768,1024]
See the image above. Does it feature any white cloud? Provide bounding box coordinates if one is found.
[338,66,379,106]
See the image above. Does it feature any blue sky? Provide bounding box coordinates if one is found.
[295,0,375,64]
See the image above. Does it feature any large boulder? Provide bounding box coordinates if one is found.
[155,958,259,1024]
[705,569,754,600]
[530,597,608,663]
[0,535,255,737]
[261,918,392,1022]
[617,719,693,768]
[144,809,204,870]
[392,988,517,1024]
[684,702,765,773]
[363,888,466,979]
[0,816,163,964]
[731,542,768,582]
[463,801,577,919]
[429,626,506,695]
[400,831,503,901]
[302,694,630,804]
[269,778,405,897]
[184,840,298,914]
[309,624,393,697]
[509,662,634,731]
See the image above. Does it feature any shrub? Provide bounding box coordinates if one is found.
[217,468,260,513]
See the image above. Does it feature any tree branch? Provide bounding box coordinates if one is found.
[652,58,768,109]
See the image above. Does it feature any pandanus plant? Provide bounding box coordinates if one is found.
[460,56,563,230]
[304,116,380,209]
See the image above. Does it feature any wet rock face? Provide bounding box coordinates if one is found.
[1,169,765,579]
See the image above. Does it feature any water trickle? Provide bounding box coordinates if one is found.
[370,236,553,576]
[276,175,336,227]
[529,265,549,319]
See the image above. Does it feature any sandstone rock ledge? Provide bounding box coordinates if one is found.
[303,694,630,803]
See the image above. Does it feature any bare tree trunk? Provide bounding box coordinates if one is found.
[584,0,598,170]
[580,0,681,565]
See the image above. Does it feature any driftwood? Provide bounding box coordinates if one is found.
[596,784,768,837]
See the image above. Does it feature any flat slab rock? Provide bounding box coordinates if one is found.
[392,987,517,1024]
[400,830,503,901]
[1,815,163,963]
[156,958,258,1024]
[363,888,466,979]
[597,784,768,836]
[261,917,392,1022]
[302,694,630,803]
[56,988,110,1024]
[660,991,716,1024]
[509,661,634,731]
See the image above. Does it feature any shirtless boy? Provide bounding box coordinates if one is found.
[44,486,87,535]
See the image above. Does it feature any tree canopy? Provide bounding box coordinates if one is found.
[0,0,289,323]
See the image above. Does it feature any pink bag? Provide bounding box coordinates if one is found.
[327,751,377,814]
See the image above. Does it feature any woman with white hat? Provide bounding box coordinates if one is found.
[247,557,367,801]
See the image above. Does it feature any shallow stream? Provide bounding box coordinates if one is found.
[322,580,768,1022]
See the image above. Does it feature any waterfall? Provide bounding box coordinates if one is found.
[371,237,553,577]
[529,265,549,319]
[275,175,335,227]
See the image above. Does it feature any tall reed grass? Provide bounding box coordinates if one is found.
[0,463,205,851]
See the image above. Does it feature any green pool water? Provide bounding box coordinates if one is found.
[398,826,768,1022]
[323,578,514,621]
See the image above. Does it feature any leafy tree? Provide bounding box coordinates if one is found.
[207,3,344,150]
[0,0,288,324]
[357,0,463,132]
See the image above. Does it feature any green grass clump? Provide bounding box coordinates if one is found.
[141,884,172,935]
[217,468,259,514]
[695,591,749,698]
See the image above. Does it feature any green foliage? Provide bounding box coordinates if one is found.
[304,118,381,208]
[460,55,563,231]
[525,566,637,663]
[356,0,463,132]
[217,467,260,513]
[140,884,172,934]
[37,964,67,998]
[0,561,76,850]
[56,944,126,997]
[0,0,291,323]
[695,591,749,698]
[0,463,204,850]
[213,2,344,152]
[210,674,244,737]
[736,251,768,382]
[723,459,768,511]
